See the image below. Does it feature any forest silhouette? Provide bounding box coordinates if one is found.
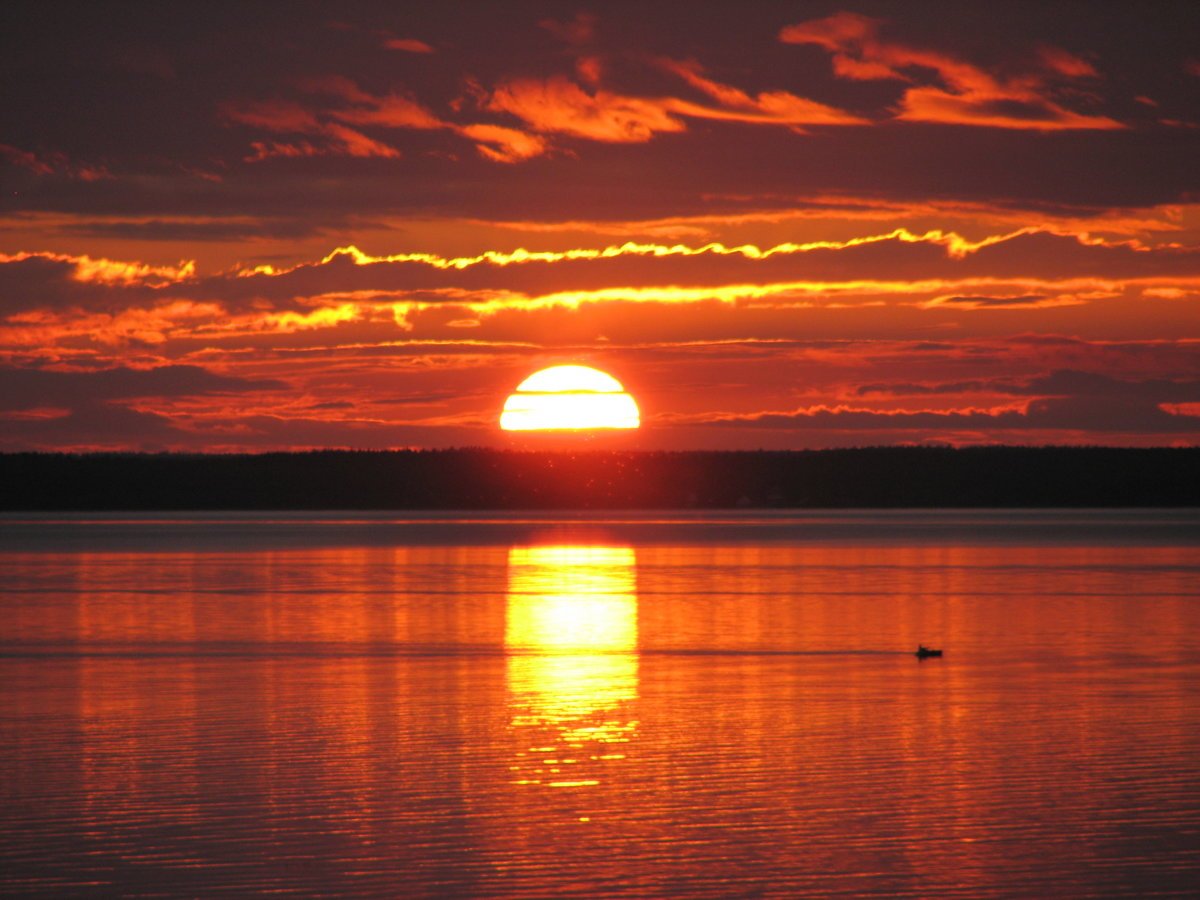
[2,447,1196,510]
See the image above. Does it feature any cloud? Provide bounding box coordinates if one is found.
[486,76,687,143]
[57,216,332,242]
[457,124,548,163]
[539,12,598,46]
[656,58,868,129]
[0,251,195,314]
[225,78,554,165]
[780,12,1124,131]
[4,228,1197,360]
[306,77,445,130]
[1008,370,1200,403]
[855,370,1200,407]
[222,96,403,160]
[482,63,866,148]
[214,229,1200,305]
[1037,46,1098,78]
[701,396,1200,434]
[0,362,300,451]
[383,38,434,54]
[920,294,1080,310]
[243,140,326,162]
[0,363,292,451]
[2,144,57,177]
[855,380,988,397]
[221,99,322,132]
[0,364,284,412]
[0,402,182,450]
[11,226,1197,331]
[1,144,111,181]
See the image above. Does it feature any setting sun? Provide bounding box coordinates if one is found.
[500,365,640,431]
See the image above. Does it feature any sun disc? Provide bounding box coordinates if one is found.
[501,365,640,432]
[516,365,625,394]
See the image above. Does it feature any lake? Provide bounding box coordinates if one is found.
[2,511,1198,897]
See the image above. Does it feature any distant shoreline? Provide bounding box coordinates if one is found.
[2,447,1197,510]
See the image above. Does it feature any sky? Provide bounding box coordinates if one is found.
[2,0,1199,451]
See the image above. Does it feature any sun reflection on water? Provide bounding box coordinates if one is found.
[505,546,639,789]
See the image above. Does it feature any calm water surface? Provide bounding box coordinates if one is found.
[2,510,1198,898]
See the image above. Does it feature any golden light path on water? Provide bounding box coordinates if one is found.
[505,546,639,789]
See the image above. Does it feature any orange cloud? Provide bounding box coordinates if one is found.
[226,53,868,166]
[0,144,111,181]
[457,124,548,163]
[314,80,553,163]
[484,65,866,147]
[780,12,1124,131]
[241,225,1156,279]
[222,97,402,160]
[303,76,445,130]
[918,293,1089,310]
[222,99,322,132]
[576,56,603,86]
[321,123,402,158]
[0,250,194,286]
[676,390,1200,437]
[657,58,868,129]
[245,140,325,162]
[7,228,1199,361]
[383,38,434,54]
[1037,46,1098,78]
[229,78,553,164]
[334,96,443,130]
[486,76,687,143]
[472,198,1200,246]
[1,144,56,176]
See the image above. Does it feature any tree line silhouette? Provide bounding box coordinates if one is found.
[1,446,1196,510]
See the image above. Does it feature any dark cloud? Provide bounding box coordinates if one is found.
[0,254,167,313]
[375,391,462,406]
[0,363,290,450]
[933,295,1048,309]
[0,411,491,453]
[1008,370,1200,403]
[303,400,357,410]
[856,380,988,396]
[57,218,339,242]
[857,370,1200,403]
[0,365,284,412]
[0,402,181,451]
[711,396,1200,434]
